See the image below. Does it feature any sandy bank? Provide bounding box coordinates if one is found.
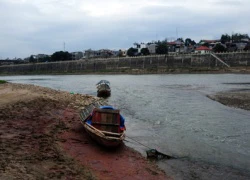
[0,83,169,179]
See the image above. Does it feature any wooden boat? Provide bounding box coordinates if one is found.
[96,80,111,97]
[80,106,126,147]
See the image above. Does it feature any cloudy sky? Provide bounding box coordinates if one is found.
[0,0,249,59]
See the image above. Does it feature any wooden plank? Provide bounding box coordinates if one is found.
[94,108,120,114]
[85,123,106,136]
[85,122,123,136]
[92,122,119,126]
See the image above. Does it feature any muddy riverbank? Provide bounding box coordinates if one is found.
[0,83,169,179]
[207,89,250,111]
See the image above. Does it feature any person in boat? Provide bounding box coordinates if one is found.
[87,106,126,132]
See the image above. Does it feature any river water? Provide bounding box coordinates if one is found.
[1,74,250,178]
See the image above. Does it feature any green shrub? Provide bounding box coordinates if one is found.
[0,80,7,84]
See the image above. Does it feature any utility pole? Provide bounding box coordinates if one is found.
[176,27,178,40]
[63,42,65,51]
[231,31,234,43]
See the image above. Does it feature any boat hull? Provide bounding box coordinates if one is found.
[80,114,125,147]
[97,84,111,97]
[97,90,111,97]
[84,123,124,147]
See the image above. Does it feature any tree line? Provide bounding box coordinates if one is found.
[29,51,72,63]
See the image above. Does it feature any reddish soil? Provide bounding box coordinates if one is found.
[0,83,170,179]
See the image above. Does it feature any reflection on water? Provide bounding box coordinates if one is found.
[1,74,250,173]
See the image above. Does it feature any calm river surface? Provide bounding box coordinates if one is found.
[1,74,250,177]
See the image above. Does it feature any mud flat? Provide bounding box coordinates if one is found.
[0,83,169,179]
[207,89,250,111]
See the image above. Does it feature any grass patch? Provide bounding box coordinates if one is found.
[0,80,7,84]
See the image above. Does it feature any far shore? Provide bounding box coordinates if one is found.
[0,66,250,76]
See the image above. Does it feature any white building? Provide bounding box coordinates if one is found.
[195,46,212,54]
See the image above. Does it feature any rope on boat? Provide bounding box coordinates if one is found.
[125,136,152,149]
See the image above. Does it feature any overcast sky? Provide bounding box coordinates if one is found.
[0,0,249,59]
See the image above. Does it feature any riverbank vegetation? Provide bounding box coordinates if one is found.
[0,80,7,84]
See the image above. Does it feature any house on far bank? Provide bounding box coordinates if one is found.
[133,43,147,55]
[0,60,14,66]
[199,39,220,48]
[84,49,117,59]
[167,40,185,53]
[147,43,157,54]
[119,49,127,57]
[195,46,212,54]
[132,42,158,55]
[32,54,50,62]
[110,50,119,57]
[84,49,98,58]
[235,42,248,51]
[71,51,83,60]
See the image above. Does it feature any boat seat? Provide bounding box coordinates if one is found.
[92,108,121,133]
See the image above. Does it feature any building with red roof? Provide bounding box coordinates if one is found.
[195,46,212,54]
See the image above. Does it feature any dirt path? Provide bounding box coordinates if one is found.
[0,83,170,179]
